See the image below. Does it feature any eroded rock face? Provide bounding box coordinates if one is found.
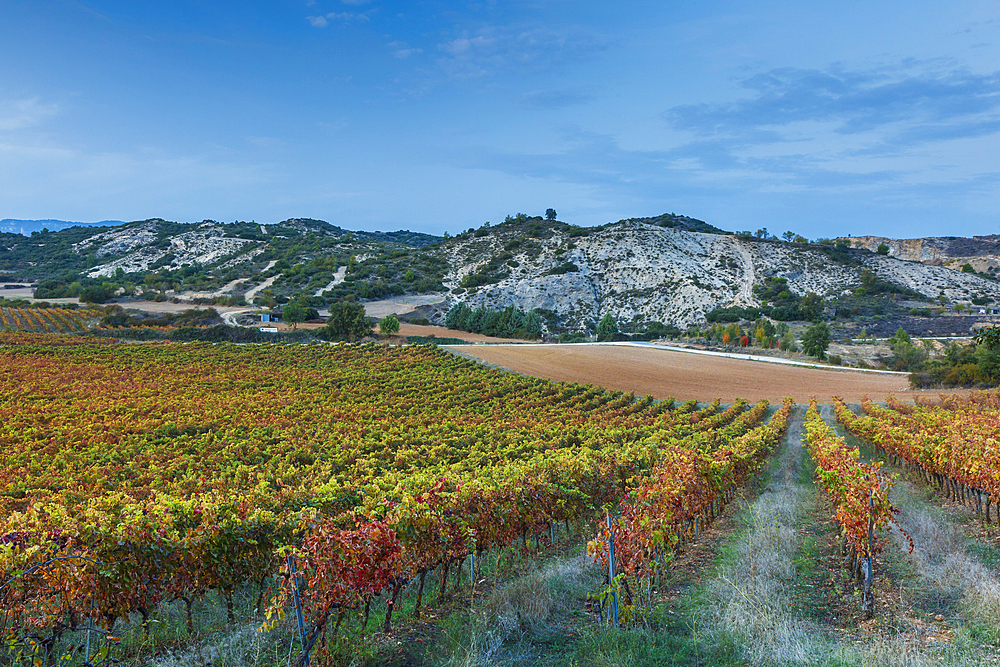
[850,236,950,263]
[83,221,255,278]
[443,222,1000,330]
[74,221,160,259]
[850,235,1000,274]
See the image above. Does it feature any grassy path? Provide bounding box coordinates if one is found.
[693,405,833,664]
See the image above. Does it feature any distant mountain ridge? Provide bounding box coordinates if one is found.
[0,219,124,235]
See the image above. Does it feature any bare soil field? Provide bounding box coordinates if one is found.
[448,343,963,403]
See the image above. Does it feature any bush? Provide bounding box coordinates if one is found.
[545,262,579,276]
[945,363,982,385]
[404,335,469,346]
[706,306,761,322]
[769,306,802,321]
[379,314,400,337]
[79,284,115,304]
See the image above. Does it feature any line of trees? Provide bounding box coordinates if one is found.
[445,303,542,340]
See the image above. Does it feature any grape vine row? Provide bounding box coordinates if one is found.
[0,334,790,657]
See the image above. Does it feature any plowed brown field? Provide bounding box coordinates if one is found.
[447,343,961,403]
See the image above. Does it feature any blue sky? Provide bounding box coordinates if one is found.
[1,1,999,239]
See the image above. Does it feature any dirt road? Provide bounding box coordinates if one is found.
[448,343,957,403]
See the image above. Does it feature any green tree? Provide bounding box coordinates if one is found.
[778,329,798,352]
[597,313,619,341]
[888,327,926,371]
[801,321,830,360]
[324,300,372,342]
[523,310,543,338]
[888,326,911,348]
[800,292,824,321]
[545,208,557,221]
[975,325,1000,349]
[962,263,975,273]
[877,243,890,255]
[976,343,1000,381]
[282,301,307,330]
[379,313,400,337]
[445,303,472,330]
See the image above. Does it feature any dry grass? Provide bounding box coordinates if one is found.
[699,407,831,665]
[888,480,1000,631]
[153,621,291,667]
[437,550,600,667]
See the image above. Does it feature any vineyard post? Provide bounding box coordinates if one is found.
[287,555,310,667]
[85,597,94,666]
[606,512,619,629]
[863,491,874,616]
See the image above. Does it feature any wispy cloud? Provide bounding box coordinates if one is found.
[306,10,370,27]
[666,64,1000,147]
[0,98,59,132]
[435,25,609,78]
[387,40,421,59]
[518,88,592,109]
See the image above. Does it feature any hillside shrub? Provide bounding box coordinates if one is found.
[545,262,579,276]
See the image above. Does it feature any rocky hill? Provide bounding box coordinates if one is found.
[849,235,1000,276]
[444,220,1000,330]
[3,214,1000,335]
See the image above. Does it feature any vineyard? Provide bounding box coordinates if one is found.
[802,398,905,614]
[838,392,1000,524]
[0,307,100,334]
[0,333,793,665]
